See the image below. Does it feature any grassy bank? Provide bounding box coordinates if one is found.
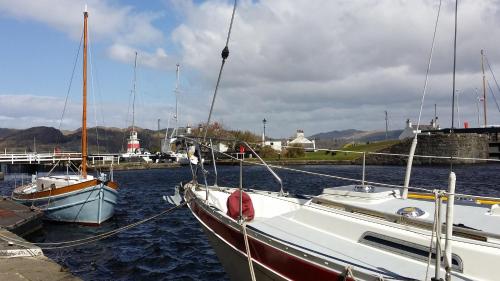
[264,140,400,162]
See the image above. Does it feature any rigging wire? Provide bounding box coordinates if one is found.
[88,23,101,161]
[56,29,83,147]
[121,84,134,152]
[415,0,442,129]
[87,27,110,153]
[484,54,500,113]
[487,81,500,113]
[203,0,238,141]
[402,0,442,194]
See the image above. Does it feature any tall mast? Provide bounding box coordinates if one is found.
[450,0,458,132]
[82,5,88,179]
[170,64,180,139]
[132,51,138,132]
[481,49,487,127]
[175,64,180,129]
[175,63,180,132]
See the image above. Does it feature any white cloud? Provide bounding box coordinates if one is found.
[0,0,163,45]
[107,44,172,70]
[3,0,500,136]
[169,0,500,136]
[0,94,174,131]
[0,0,169,70]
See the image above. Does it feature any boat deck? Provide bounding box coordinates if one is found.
[195,185,500,280]
[250,210,431,280]
[317,185,500,237]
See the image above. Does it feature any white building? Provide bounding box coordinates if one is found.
[399,118,440,140]
[287,129,316,151]
[263,140,282,152]
[217,142,229,153]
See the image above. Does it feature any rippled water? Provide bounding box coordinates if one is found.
[1,164,499,280]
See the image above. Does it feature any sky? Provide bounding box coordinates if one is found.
[1,0,500,138]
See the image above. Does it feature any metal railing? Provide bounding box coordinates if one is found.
[181,136,500,203]
[0,152,123,165]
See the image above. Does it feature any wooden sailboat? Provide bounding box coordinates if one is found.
[12,7,119,225]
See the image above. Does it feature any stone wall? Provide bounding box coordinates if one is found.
[363,133,489,165]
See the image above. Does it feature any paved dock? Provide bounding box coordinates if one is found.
[0,228,81,281]
[0,197,43,237]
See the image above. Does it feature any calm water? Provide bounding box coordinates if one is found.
[1,164,499,280]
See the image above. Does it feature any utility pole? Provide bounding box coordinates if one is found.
[262,118,267,143]
[385,111,388,140]
[434,104,437,128]
[481,49,487,127]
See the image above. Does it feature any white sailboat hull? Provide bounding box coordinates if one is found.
[13,177,118,225]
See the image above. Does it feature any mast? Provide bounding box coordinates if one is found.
[481,49,487,127]
[175,63,180,135]
[170,64,180,139]
[82,5,88,179]
[132,51,138,133]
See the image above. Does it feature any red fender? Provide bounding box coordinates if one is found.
[227,190,255,221]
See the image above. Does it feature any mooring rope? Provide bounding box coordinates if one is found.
[242,222,257,281]
[0,201,188,249]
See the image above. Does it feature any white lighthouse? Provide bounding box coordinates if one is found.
[126,130,141,154]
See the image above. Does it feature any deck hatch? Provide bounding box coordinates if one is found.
[359,231,463,272]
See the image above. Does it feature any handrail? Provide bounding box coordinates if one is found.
[240,141,284,196]
[209,139,218,186]
[181,136,284,196]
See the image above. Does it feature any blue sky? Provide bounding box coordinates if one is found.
[1,0,500,137]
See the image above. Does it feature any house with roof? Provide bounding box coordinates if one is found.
[287,129,316,151]
[399,118,440,140]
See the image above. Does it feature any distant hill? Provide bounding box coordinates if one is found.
[309,129,403,149]
[310,129,364,140]
[0,126,170,153]
[0,128,18,139]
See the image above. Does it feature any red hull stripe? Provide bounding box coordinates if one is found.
[190,199,350,281]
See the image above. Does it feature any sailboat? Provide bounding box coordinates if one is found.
[169,1,500,280]
[12,7,119,225]
[121,51,148,160]
[162,64,191,164]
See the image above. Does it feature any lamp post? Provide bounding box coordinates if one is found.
[262,118,267,143]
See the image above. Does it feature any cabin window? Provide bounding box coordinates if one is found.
[359,232,463,272]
